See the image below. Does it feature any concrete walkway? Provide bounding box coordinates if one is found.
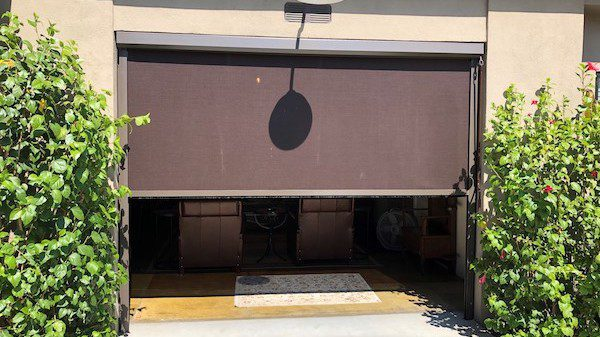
[128,311,492,337]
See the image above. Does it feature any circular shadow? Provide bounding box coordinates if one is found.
[269,90,312,151]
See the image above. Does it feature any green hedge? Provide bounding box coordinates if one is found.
[475,64,600,337]
[0,14,148,336]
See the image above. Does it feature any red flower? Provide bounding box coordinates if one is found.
[549,120,555,125]
[531,100,538,105]
[500,250,506,260]
[543,185,553,193]
[527,113,532,117]
[592,171,598,178]
[587,62,599,72]
[478,275,487,285]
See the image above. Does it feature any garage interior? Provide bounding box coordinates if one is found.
[129,196,467,321]
[120,46,477,322]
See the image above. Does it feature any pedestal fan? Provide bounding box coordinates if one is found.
[376,208,418,251]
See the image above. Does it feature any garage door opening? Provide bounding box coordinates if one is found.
[117,42,481,328]
[128,196,467,321]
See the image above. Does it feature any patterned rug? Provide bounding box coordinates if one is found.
[234,273,381,307]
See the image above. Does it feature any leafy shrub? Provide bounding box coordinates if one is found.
[0,14,148,336]
[475,64,600,337]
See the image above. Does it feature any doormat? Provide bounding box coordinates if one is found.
[234,273,381,307]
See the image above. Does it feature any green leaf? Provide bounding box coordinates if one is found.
[65,111,75,123]
[561,326,574,337]
[71,206,84,220]
[68,253,82,267]
[52,319,66,333]
[21,205,36,225]
[77,245,94,258]
[61,185,71,198]
[4,256,17,269]
[54,264,67,279]
[9,208,22,221]
[12,312,24,324]
[51,159,67,173]
[523,208,535,221]
[26,101,38,114]
[134,113,151,126]
[569,182,581,193]
[30,114,44,129]
[4,77,16,89]
[90,231,102,244]
[31,77,44,90]
[51,189,62,204]
[49,123,67,140]
[2,179,17,192]
[545,193,558,205]
[53,78,66,90]
[7,272,21,287]
[85,261,100,275]
[78,169,89,184]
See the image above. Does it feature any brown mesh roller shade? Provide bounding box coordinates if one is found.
[126,50,471,195]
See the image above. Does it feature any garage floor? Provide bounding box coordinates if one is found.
[130,262,463,321]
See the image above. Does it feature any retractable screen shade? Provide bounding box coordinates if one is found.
[126,50,471,196]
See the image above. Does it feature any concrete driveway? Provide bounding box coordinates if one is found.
[127,311,492,337]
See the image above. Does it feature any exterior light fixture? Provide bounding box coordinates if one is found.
[285,0,340,23]
[296,0,344,3]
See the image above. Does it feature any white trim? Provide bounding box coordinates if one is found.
[130,189,466,198]
[116,31,485,57]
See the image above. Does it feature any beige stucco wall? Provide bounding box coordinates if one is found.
[114,0,487,42]
[7,0,116,114]
[486,0,585,114]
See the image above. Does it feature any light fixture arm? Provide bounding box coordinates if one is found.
[289,10,306,91]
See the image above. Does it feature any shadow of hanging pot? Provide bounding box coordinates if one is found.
[269,89,312,151]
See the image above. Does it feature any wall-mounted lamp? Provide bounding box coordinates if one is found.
[285,0,343,23]
[297,0,344,3]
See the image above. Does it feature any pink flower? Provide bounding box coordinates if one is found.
[531,100,538,105]
[543,185,553,193]
[500,250,506,260]
[592,171,598,178]
[549,120,555,125]
[587,62,599,72]
[479,275,487,285]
